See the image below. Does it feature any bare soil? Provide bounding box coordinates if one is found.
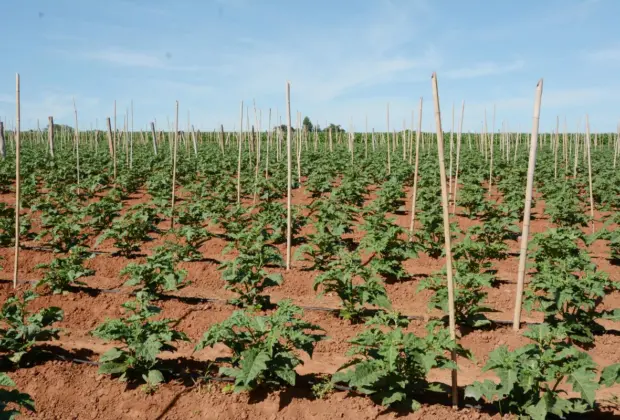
[0,185,618,419]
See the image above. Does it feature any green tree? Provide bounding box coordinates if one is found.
[303,116,313,132]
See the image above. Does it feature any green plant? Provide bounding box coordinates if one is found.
[0,291,63,363]
[359,206,416,280]
[121,246,189,300]
[419,260,494,329]
[91,296,189,387]
[525,228,619,344]
[0,373,35,418]
[333,314,469,411]
[96,204,161,257]
[195,300,324,392]
[313,250,390,321]
[35,247,95,294]
[465,324,613,419]
[219,223,283,308]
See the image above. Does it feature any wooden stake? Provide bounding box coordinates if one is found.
[431,73,458,409]
[0,121,4,159]
[13,74,20,289]
[48,116,54,158]
[150,122,158,155]
[513,79,544,331]
[170,101,179,229]
[285,82,292,271]
[73,99,80,193]
[585,115,595,232]
[409,97,423,237]
[237,101,243,205]
[452,101,465,214]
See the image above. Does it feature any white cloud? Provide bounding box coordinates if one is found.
[444,60,525,80]
[81,47,202,71]
[585,46,620,62]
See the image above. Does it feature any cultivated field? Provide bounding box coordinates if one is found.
[0,90,619,419]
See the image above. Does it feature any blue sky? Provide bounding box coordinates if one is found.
[1,0,619,133]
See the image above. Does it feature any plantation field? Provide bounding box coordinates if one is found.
[0,125,618,419]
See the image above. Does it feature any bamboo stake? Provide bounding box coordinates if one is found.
[73,99,80,193]
[170,101,179,229]
[150,122,158,155]
[237,101,243,205]
[48,116,54,158]
[452,101,465,214]
[553,116,559,179]
[513,79,544,331]
[191,125,198,157]
[285,82,292,271]
[409,98,423,237]
[266,109,271,177]
[488,105,495,197]
[431,73,458,409]
[0,121,4,159]
[448,103,454,198]
[585,115,595,233]
[106,118,116,180]
[386,103,391,175]
[13,74,21,289]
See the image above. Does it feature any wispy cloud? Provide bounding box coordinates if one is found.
[444,60,525,80]
[81,47,202,71]
[585,46,620,62]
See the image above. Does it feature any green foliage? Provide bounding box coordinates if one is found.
[220,223,283,309]
[195,300,324,392]
[0,291,63,364]
[35,247,95,294]
[359,206,416,280]
[419,260,494,329]
[91,296,188,387]
[334,315,469,411]
[121,246,189,300]
[97,204,161,257]
[313,250,390,321]
[0,373,35,418]
[525,228,618,344]
[0,203,31,248]
[83,192,122,234]
[465,324,604,419]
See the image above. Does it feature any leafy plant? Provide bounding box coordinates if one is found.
[465,324,608,419]
[220,223,283,308]
[419,260,494,329]
[333,314,469,411]
[35,247,95,294]
[121,246,189,300]
[0,291,63,364]
[0,373,35,418]
[91,296,189,387]
[97,204,161,257]
[314,250,390,321]
[195,300,324,392]
[360,206,416,280]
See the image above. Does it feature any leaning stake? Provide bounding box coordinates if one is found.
[513,79,544,330]
[431,73,458,409]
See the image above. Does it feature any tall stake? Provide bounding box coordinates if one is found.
[452,101,465,214]
[73,99,80,193]
[150,122,158,155]
[48,116,55,158]
[170,101,179,229]
[237,102,244,205]
[285,82,292,271]
[386,103,391,175]
[585,115,595,233]
[431,73,458,409]
[513,79,544,330]
[409,97,422,236]
[0,121,4,159]
[13,74,21,289]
